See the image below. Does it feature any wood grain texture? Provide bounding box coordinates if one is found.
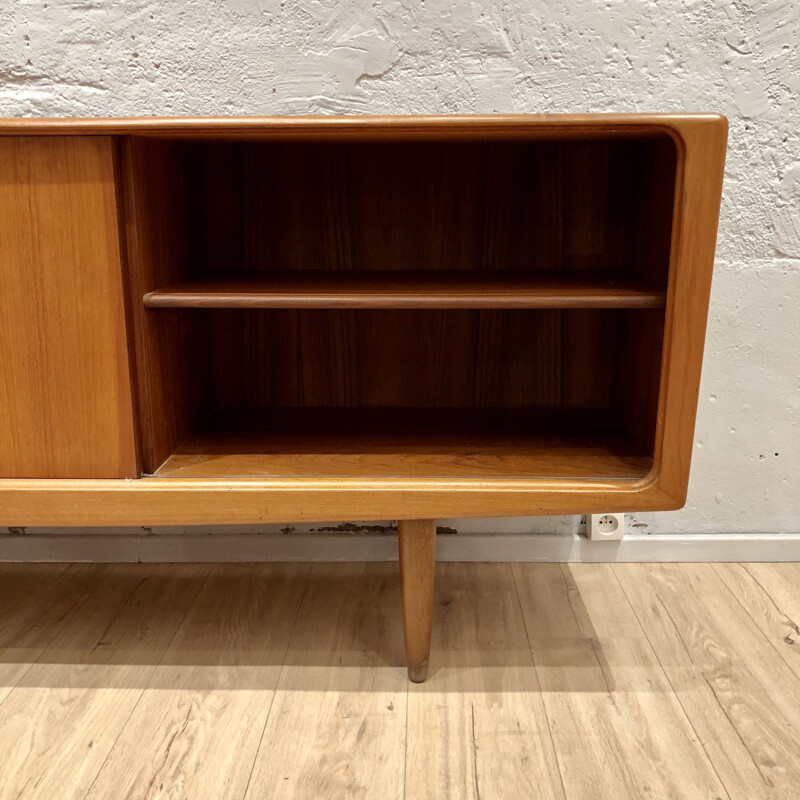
[0,564,208,800]
[0,114,726,525]
[0,112,724,140]
[85,564,310,800]
[118,137,212,473]
[191,138,672,274]
[0,564,96,705]
[1,561,796,800]
[194,308,630,412]
[406,563,564,799]
[398,520,436,682]
[0,476,679,527]
[514,564,726,800]
[143,271,667,309]
[615,562,800,799]
[652,117,728,505]
[153,409,652,480]
[245,564,406,800]
[0,136,137,479]
[714,563,800,681]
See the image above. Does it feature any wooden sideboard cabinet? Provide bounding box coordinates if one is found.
[0,115,727,680]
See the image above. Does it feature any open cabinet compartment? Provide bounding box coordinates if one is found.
[143,307,664,480]
[120,130,676,481]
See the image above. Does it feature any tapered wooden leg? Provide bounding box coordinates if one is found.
[398,518,436,683]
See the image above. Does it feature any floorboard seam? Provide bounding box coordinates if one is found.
[241,564,312,800]
[81,564,213,800]
[402,654,409,800]
[510,564,570,800]
[713,563,800,679]
[0,564,94,715]
[610,564,734,800]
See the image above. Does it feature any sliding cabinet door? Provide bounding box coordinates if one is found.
[0,136,137,478]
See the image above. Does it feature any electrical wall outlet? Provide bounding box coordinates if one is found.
[588,513,625,541]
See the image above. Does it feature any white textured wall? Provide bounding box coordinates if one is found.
[1,1,798,536]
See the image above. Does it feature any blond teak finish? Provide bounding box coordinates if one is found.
[1,562,798,800]
[0,137,137,478]
[0,115,727,682]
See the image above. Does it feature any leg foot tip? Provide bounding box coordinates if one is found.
[407,662,429,683]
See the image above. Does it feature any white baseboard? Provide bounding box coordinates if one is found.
[1,532,799,562]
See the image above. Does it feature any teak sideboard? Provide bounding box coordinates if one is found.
[0,114,727,681]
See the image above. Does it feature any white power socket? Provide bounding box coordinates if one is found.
[588,513,625,541]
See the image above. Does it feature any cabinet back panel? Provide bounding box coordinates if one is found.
[186,137,675,279]
[206,309,632,411]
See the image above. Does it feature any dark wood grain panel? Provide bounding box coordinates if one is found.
[560,309,619,410]
[180,137,675,279]
[562,143,611,268]
[119,137,213,473]
[208,310,482,410]
[354,310,480,408]
[615,309,666,452]
[200,142,352,273]
[198,309,627,415]
[474,310,562,408]
[121,129,678,480]
[346,142,487,272]
[624,136,678,288]
[480,142,564,272]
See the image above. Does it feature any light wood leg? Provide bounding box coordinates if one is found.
[398,518,436,683]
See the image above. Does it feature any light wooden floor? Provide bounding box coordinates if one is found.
[1,562,799,799]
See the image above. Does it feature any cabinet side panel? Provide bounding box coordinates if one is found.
[118,137,213,473]
[653,118,727,504]
[0,136,137,478]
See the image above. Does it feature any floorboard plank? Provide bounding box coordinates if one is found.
[406,563,564,800]
[714,563,800,680]
[0,564,101,705]
[0,564,208,800]
[514,563,727,800]
[245,563,407,800]
[615,562,800,800]
[85,564,309,800]
[2,562,799,800]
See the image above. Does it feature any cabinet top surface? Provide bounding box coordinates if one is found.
[0,113,727,139]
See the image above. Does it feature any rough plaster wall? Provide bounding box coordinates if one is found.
[1,0,798,536]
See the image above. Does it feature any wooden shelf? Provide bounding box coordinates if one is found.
[142,271,667,310]
[152,409,653,480]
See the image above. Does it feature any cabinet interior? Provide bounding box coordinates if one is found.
[120,132,677,480]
